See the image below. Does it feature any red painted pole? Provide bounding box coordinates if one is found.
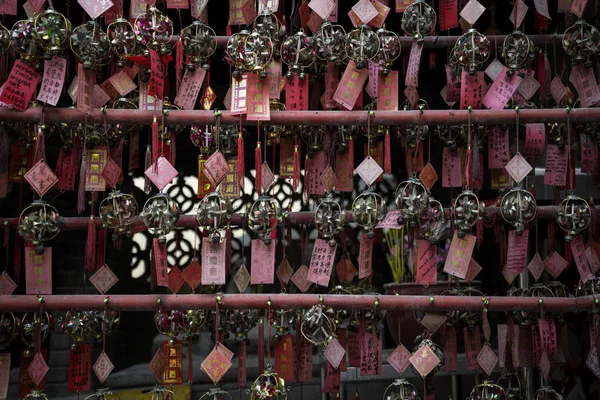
[0,294,592,312]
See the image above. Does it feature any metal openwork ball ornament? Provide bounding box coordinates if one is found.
[281,29,315,79]
[254,9,286,59]
[314,195,345,246]
[134,6,174,56]
[469,381,506,400]
[556,192,592,241]
[107,17,137,68]
[352,190,388,238]
[300,304,336,346]
[420,197,446,244]
[374,28,401,75]
[454,29,491,74]
[248,196,281,245]
[502,31,535,76]
[70,21,112,69]
[249,365,289,400]
[140,193,181,243]
[0,23,10,53]
[33,8,71,58]
[226,309,257,341]
[534,387,563,400]
[11,18,42,65]
[181,21,217,71]
[200,388,232,400]
[23,391,49,400]
[345,25,380,69]
[21,312,51,357]
[99,190,139,240]
[196,192,233,243]
[0,313,19,350]
[501,187,537,235]
[395,177,430,228]
[401,0,437,42]
[382,378,419,400]
[563,20,600,67]
[154,309,184,344]
[18,200,63,254]
[314,22,347,65]
[453,190,483,237]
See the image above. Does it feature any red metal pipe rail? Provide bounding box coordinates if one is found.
[0,207,590,230]
[0,294,593,312]
[1,108,595,126]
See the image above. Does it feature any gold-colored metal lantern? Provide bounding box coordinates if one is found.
[534,387,563,400]
[10,18,42,65]
[226,309,257,341]
[196,192,233,243]
[383,378,420,400]
[200,388,232,400]
[71,21,113,69]
[452,190,483,237]
[281,29,315,79]
[352,190,388,238]
[419,197,446,244]
[0,23,10,53]
[556,192,592,241]
[468,381,506,400]
[374,28,401,75]
[33,8,71,57]
[180,21,217,71]
[0,312,19,350]
[300,304,336,346]
[140,193,181,243]
[395,177,430,228]
[454,29,491,74]
[401,0,437,42]
[345,24,380,69]
[21,312,51,357]
[248,196,282,245]
[501,187,537,235]
[107,17,137,68]
[134,6,174,56]
[563,19,600,67]
[314,22,347,66]
[18,200,63,254]
[99,190,139,240]
[314,195,345,246]
[502,31,535,77]
[249,365,289,400]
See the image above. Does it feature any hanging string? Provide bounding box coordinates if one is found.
[515,107,520,155]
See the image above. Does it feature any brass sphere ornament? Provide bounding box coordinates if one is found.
[395,177,430,228]
[382,378,420,400]
[469,381,506,400]
[401,0,437,42]
[249,365,289,400]
[107,17,137,68]
[196,192,233,244]
[501,187,537,235]
[99,190,138,240]
[33,8,71,57]
[563,20,600,67]
[502,31,535,77]
[556,192,592,241]
[18,200,63,254]
[314,195,345,246]
[352,190,388,238]
[314,22,347,65]
[248,196,282,245]
[345,24,380,69]
[140,193,181,244]
[134,6,174,56]
[452,190,483,237]
[71,21,112,69]
[373,28,401,75]
[281,29,315,79]
[180,21,217,71]
[454,29,491,74]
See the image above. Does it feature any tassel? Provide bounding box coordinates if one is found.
[476,220,484,250]
[566,242,572,267]
[187,337,194,400]
[258,319,264,373]
[175,40,183,95]
[33,127,45,165]
[77,153,87,214]
[292,145,300,192]
[384,131,391,174]
[226,24,232,37]
[537,49,545,88]
[255,142,262,195]
[152,115,159,167]
[96,228,105,270]
[237,132,245,190]
[13,233,21,283]
[429,50,436,70]
[84,217,96,272]
[170,131,177,167]
[472,130,480,180]
[144,146,152,195]
[347,136,354,178]
[304,156,311,200]
[548,221,555,254]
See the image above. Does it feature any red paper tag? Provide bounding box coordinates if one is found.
[76,64,95,114]
[0,353,9,399]
[347,329,361,367]
[0,272,16,296]
[460,71,484,110]
[523,123,545,157]
[488,126,509,168]
[297,342,313,382]
[538,319,557,360]
[376,70,399,110]
[444,65,460,102]
[477,344,498,376]
[161,341,183,385]
[267,61,282,100]
[273,334,294,381]
[544,144,568,186]
[464,326,481,370]
[148,49,165,98]
[442,147,462,188]
[360,331,378,376]
[236,341,246,387]
[153,238,168,287]
[443,232,476,279]
[85,148,108,191]
[174,68,206,110]
[68,344,91,392]
[251,239,275,285]
[334,152,353,192]
[26,352,48,389]
[388,344,411,374]
[586,242,600,273]
[322,361,340,393]
[441,326,457,371]
[285,75,309,110]
[145,156,178,190]
[409,342,441,377]
[416,240,437,285]
[321,64,339,109]
[358,235,374,280]
[439,0,458,30]
[0,0,17,15]
[333,61,368,110]
[167,266,184,293]
[307,151,327,195]
[405,43,423,88]
[506,229,529,274]
[201,346,232,385]
[571,236,592,282]
[24,160,58,197]
[18,349,47,397]
[581,134,598,174]
[201,240,226,285]
[396,0,414,11]
[482,67,523,109]
[108,71,137,97]
[544,251,568,279]
[279,138,295,177]
[291,264,312,292]
[307,238,336,286]
[55,148,78,191]
[167,0,189,8]
[421,312,448,334]
[25,247,52,294]
[324,338,346,370]
[101,158,121,188]
[37,57,67,106]
[0,61,41,111]
[246,74,270,121]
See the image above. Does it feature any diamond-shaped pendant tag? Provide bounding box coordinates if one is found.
[234,263,250,293]
[102,158,122,188]
[144,156,178,190]
[27,352,49,387]
[539,351,551,381]
[276,257,293,286]
[465,258,482,281]
[355,156,383,186]
[78,0,114,19]
[321,166,337,193]
[505,153,532,183]
[0,272,17,295]
[544,251,568,279]
[202,86,217,110]
[149,348,167,382]
[24,160,58,197]
[204,151,230,187]
[93,351,114,384]
[291,265,312,293]
[261,162,275,193]
[409,343,441,377]
[388,344,411,374]
[527,252,545,281]
[324,338,346,370]
[201,346,232,385]
[420,312,448,334]
[419,162,438,190]
[459,0,486,25]
[477,344,498,376]
[168,266,184,294]
[182,260,202,290]
[89,264,119,294]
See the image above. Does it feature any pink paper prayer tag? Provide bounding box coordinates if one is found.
[246,73,270,121]
[37,57,67,106]
[144,156,178,190]
[506,229,529,274]
[550,76,566,104]
[250,239,275,285]
[324,338,346,370]
[78,0,114,19]
[25,247,52,294]
[358,235,374,280]
[442,147,462,187]
[0,61,41,111]
[460,71,484,109]
[416,240,437,285]
[459,0,485,25]
[201,241,226,285]
[153,239,168,287]
[174,68,206,110]
[544,251,568,279]
[580,134,598,174]
[523,124,545,157]
[307,238,336,287]
[352,0,378,24]
[570,235,592,282]
[291,264,312,293]
[482,67,523,109]
[488,126,509,168]
[333,61,368,110]
[443,231,476,279]
[543,144,568,186]
[387,344,411,374]
[405,43,423,88]
[308,0,336,19]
